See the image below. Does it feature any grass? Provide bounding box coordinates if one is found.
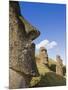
[30,58,66,87]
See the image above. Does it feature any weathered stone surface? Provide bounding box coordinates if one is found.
[9,69,27,88]
[9,1,40,89]
[39,47,48,66]
[56,55,63,76]
[19,16,40,40]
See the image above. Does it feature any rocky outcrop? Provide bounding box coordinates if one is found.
[39,47,48,66]
[9,1,40,89]
[56,55,63,76]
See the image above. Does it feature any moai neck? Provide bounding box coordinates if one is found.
[56,55,63,76]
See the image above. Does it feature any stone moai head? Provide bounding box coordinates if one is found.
[56,55,63,76]
[39,47,48,65]
[56,55,63,65]
[9,1,40,76]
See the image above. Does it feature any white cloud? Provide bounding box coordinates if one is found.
[36,39,49,49]
[47,41,57,49]
[36,39,57,50]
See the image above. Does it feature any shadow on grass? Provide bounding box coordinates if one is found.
[49,64,56,72]
[31,72,66,87]
[49,64,66,76]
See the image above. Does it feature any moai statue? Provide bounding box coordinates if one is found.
[9,1,40,89]
[39,47,48,66]
[56,55,63,76]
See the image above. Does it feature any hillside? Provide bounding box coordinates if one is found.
[30,58,66,87]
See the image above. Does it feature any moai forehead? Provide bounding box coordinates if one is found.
[56,55,60,59]
[9,1,21,16]
[40,47,47,52]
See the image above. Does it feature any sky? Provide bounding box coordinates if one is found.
[19,1,66,64]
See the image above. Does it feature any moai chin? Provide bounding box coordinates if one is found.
[9,1,40,89]
[56,55,63,76]
[39,47,48,66]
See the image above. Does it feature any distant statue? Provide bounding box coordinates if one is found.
[56,55,63,76]
[39,47,48,66]
[9,1,40,89]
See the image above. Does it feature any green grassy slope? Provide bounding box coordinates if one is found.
[30,58,66,87]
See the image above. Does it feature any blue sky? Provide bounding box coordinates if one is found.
[19,2,66,64]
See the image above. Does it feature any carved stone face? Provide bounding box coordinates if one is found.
[39,47,48,65]
[9,1,39,76]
